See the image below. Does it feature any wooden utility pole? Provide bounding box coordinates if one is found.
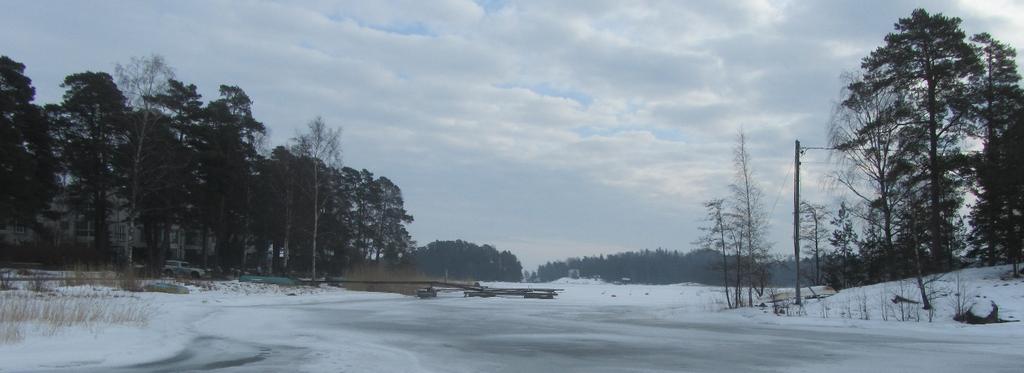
[794,140,802,306]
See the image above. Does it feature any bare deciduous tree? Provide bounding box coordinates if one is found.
[729,130,771,307]
[697,198,733,309]
[829,73,913,280]
[294,117,342,280]
[800,202,829,285]
[114,54,174,268]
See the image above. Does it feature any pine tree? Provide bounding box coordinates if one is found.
[0,56,57,225]
[52,72,130,256]
[967,33,1023,268]
[861,9,981,272]
[826,202,860,289]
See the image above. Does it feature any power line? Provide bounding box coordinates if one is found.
[769,161,793,218]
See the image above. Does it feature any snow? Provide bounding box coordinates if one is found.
[771,265,1024,325]
[1,267,1022,372]
[545,276,608,285]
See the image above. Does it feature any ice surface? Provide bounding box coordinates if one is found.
[1,268,1022,372]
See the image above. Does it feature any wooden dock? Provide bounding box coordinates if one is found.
[308,279,562,299]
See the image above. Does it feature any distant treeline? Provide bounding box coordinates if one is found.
[532,248,808,286]
[533,249,721,284]
[411,240,524,282]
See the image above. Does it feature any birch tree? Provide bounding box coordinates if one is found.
[294,116,341,280]
[830,73,915,280]
[114,54,174,267]
[729,130,771,307]
[800,202,829,285]
[698,198,734,308]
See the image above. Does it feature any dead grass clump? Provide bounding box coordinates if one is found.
[343,264,458,295]
[117,267,144,292]
[0,323,22,344]
[179,279,214,291]
[28,273,51,293]
[0,270,13,291]
[0,291,151,344]
[62,263,117,288]
[58,264,146,292]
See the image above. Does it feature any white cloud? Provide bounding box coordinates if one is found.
[3,0,1020,268]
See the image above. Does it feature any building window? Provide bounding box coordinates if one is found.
[75,218,94,237]
[185,230,198,246]
[114,224,127,242]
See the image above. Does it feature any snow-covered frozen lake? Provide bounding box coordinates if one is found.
[3,273,1023,372]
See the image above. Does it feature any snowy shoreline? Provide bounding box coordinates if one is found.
[1,265,1022,372]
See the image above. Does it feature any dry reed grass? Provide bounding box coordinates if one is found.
[178,279,215,291]
[0,269,14,291]
[342,264,462,295]
[0,291,151,344]
[0,323,21,344]
[116,267,144,292]
[28,273,50,293]
[61,263,116,287]
[58,264,146,292]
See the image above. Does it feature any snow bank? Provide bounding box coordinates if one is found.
[759,265,1024,326]
[545,277,608,285]
[484,280,727,311]
[0,279,355,371]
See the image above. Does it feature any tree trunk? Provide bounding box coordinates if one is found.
[311,162,319,280]
[201,225,209,269]
[881,191,896,280]
[145,221,160,274]
[734,243,743,307]
[718,218,732,309]
[911,211,933,310]
[925,73,948,271]
[94,190,110,259]
[272,243,282,275]
[161,222,171,265]
[913,245,933,310]
[282,175,293,274]
[814,239,820,285]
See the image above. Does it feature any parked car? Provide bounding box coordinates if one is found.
[163,260,206,279]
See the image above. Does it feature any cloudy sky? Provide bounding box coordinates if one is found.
[4,0,1023,269]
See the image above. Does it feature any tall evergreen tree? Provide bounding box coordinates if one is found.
[825,202,861,289]
[147,79,206,268]
[966,33,1023,268]
[861,9,981,270]
[190,85,265,269]
[52,72,129,256]
[0,56,57,226]
[1001,107,1024,276]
